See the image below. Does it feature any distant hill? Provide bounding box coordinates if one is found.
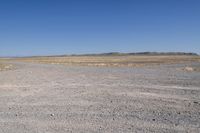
[70,52,198,56]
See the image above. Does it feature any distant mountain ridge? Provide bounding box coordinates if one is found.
[70,52,198,56]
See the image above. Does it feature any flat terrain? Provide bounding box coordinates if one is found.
[14,55,200,67]
[0,56,200,132]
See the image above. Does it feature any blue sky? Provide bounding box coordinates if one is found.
[0,0,200,56]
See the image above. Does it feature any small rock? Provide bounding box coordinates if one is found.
[50,113,55,117]
[184,67,194,72]
[193,101,198,104]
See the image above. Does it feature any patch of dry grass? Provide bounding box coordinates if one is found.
[0,63,12,71]
[0,59,13,71]
[13,55,200,67]
[183,66,200,72]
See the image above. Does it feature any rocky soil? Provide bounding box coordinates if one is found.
[0,62,199,133]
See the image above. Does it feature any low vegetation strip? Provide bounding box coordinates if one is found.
[0,63,12,71]
[13,55,200,67]
[0,59,13,71]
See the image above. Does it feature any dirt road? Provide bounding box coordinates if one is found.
[0,62,200,133]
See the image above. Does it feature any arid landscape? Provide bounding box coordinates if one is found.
[0,55,200,132]
[13,54,200,67]
[1,0,200,132]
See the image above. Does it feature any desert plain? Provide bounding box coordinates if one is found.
[0,55,200,133]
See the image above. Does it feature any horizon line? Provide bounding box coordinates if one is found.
[1,51,199,58]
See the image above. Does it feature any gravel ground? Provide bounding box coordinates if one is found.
[0,62,200,133]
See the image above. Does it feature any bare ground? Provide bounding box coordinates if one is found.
[0,61,200,133]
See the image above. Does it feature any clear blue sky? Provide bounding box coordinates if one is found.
[0,0,200,56]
